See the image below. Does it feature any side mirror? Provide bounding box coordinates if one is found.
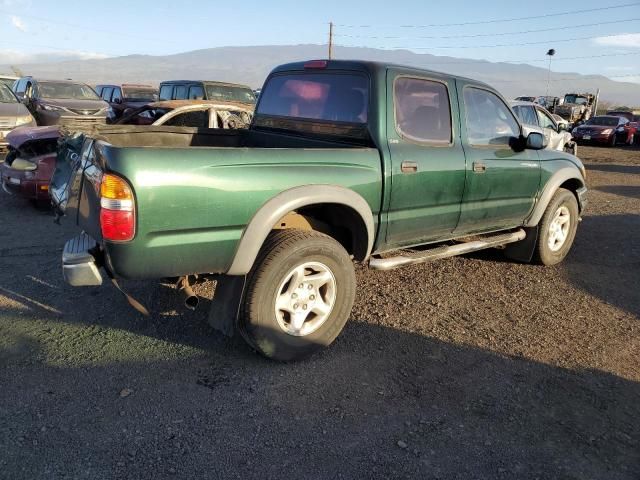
[557,123,566,132]
[526,132,545,150]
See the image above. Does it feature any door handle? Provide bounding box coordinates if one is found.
[401,161,418,173]
[473,162,487,173]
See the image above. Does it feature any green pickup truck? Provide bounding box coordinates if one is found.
[53,60,587,361]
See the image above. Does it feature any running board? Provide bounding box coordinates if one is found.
[369,229,526,271]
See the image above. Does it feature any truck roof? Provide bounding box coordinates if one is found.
[269,59,494,90]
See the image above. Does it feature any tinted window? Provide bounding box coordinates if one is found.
[513,105,538,126]
[159,85,173,101]
[464,88,519,146]
[188,85,205,100]
[101,87,113,102]
[123,88,157,102]
[205,84,255,104]
[37,82,100,100]
[111,88,122,103]
[586,116,618,127]
[174,85,187,100]
[162,110,209,127]
[95,86,104,96]
[536,108,556,129]
[258,73,368,123]
[14,78,27,94]
[394,77,451,144]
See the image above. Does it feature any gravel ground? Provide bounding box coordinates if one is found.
[0,145,638,479]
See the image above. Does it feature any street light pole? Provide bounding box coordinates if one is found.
[546,48,555,98]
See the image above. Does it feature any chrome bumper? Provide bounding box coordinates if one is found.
[62,233,103,286]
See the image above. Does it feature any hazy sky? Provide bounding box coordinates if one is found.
[1,0,639,82]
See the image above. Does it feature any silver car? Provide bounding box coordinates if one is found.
[511,101,577,156]
[0,82,36,157]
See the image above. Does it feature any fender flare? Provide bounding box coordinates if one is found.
[226,185,375,275]
[525,167,585,227]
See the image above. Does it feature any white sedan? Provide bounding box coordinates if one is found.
[511,101,577,155]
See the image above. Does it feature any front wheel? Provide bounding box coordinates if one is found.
[240,229,356,361]
[533,188,579,265]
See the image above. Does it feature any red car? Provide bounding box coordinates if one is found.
[572,115,637,147]
[0,126,59,205]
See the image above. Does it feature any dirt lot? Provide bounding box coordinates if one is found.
[0,145,638,479]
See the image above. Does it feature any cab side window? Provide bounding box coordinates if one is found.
[536,108,556,129]
[159,85,173,101]
[14,78,26,94]
[102,87,113,102]
[464,88,519,146]
[174,85,187,100]
[394,77,452,144]
[188,85,205,100]
[162,110,209,128]
[111,88,122,103]
[513,105,538,126]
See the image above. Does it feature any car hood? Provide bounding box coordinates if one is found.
[6,125,60,148]
[0,102,31,117]
[39,98,108,110]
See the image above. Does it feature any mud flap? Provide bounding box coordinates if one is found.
[504,225,538,263]
[208,275,246,337]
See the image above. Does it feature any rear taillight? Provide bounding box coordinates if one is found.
[100,174,135,242]
[304,60,328,69]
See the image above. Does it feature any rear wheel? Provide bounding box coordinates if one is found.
[240,229,356,361]
[533,188,579,265]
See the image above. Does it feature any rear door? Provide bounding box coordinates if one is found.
[455,83,541,234]
[385,70,466,248]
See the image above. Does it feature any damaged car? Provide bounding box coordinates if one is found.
[512,101,576,155]
[0,125,59,206]
[0,82,36,158]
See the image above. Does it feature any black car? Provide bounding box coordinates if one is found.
[96,84,158,122]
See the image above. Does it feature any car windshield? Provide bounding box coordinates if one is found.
[257,73,369,123]
[564,95,588,105]
[0,83,18,103]
[0,78,17,89]
[38,82,100,100]
[586,117,618,126]
[123,88,158,102]
[205,84,256,104]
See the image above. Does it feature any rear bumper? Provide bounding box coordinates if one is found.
[62,233,103,286]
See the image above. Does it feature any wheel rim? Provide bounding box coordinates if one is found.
[547,205,571,252]
[274,261,336,337]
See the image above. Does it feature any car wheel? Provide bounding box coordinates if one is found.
[533,188,579,266]
[240,229,356,361]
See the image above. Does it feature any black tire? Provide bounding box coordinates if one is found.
[533,188,579,266]
[240,229,356,361]
[609,134,617,148]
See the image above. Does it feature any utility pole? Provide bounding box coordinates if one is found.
[546,48,555,97]
[328,22,333,60]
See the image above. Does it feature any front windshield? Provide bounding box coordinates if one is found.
[0,78,16,89]
[586,117,618,127]
[0,83,18,103]
[205,84,256,104]
[38,82,100,100]
[123,88,158,102]
[564,94,588,105]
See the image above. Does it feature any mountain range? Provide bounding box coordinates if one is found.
[1,44,638,105]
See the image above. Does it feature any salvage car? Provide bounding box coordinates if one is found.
[117,100,254,128]
[12,77,108,127]
[52,60,587,361]
[572,115,636,147]
[0,82,36,158]
[95,84,158,122]
[512,101,577,155]
[159,80,256,106]
[1,125,58,205]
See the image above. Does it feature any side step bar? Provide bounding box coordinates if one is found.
[369,229,526,271]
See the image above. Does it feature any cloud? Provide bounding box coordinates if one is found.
[10,15,27,32]
[593,33,640,48]
[0,49,110,65]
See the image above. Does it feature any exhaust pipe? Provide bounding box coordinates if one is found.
[177,276,199,310]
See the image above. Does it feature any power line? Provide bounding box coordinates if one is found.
[335,2,640,28]
[335,31,640,50]
[490,73,640,83]
[334,18,640,40]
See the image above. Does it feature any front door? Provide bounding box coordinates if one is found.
[455,84,541,234]
[385,71,466,248]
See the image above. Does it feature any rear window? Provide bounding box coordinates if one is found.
[257,73,369,123]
